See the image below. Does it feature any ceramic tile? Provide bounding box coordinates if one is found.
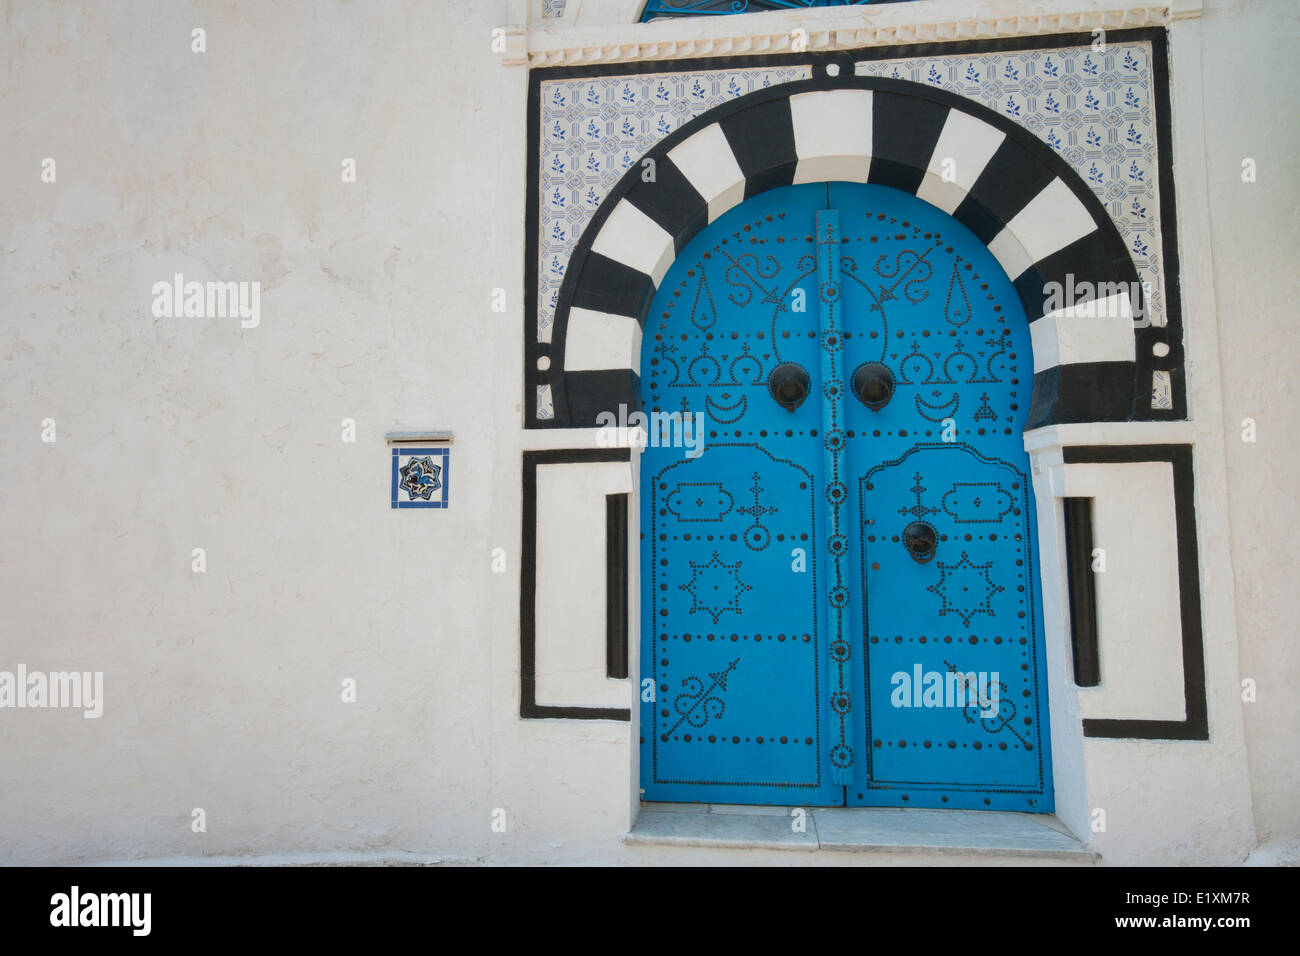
[391,447,450,509]
[1152,369,1173,410]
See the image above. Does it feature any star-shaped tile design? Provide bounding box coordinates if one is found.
[679,550,751,624]
[399,456,442,501]
[926,550,1005,627]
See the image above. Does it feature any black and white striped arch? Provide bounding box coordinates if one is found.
[531,75,1180,430]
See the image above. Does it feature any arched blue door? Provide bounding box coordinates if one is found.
[640,182,1053,811]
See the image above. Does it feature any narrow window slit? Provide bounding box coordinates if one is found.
[1063,497,1100,687]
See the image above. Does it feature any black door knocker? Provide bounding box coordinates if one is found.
[903,521,937,563]
[768,362,810,412]
[851,362,895,410]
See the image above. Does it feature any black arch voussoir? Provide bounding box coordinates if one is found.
[570,251,656,322]
[623,156,709,255]
[719,97,797,199]
[953,138,1058,245]
[1027,362,1136,429]
[1016,228,1140,322]
[868,92,949,196]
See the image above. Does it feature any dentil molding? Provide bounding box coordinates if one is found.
[514,0,1203,68]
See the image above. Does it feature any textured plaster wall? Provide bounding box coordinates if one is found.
[1197,0,1300,849]
[0,0,530,865]
[0,0,1294,866]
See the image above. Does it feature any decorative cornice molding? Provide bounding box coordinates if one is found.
[525,3,1195,68]
[500,26,529,66]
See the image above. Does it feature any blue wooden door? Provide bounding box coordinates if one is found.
[639,182,1052,811]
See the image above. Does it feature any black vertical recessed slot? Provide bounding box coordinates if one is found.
[605,493,629,680]
[1063,497,1101,687]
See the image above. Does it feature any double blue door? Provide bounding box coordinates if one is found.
[640,182,1052,811]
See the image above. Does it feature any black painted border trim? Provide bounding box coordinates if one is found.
[521,448,632,720]
[526,27,1182,429]
[1063,444,1207,740]
[525,67,543,428]
[606,492,630,680]
[1063,497,1101,688]
[1142,28,1188,422]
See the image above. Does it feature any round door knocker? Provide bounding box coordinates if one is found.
[851,362,895,411]
[768,362,810,412]
[902,521,937,563]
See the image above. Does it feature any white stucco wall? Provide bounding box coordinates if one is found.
[1,0,531,865]
[1195,0,1300,851]
[0,0,1294,866]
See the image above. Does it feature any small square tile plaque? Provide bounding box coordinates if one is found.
[391,447,449,509]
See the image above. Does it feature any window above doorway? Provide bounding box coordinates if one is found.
[640,0,918,24]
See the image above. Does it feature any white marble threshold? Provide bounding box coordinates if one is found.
[627,803,1099,861]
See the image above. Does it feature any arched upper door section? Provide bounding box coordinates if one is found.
[532,75,1170,431]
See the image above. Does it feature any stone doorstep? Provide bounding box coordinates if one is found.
[627,803,1099,861]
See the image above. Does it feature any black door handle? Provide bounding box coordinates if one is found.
[903,521,937,563]
[768,362,810,412]
[851,362,895,410]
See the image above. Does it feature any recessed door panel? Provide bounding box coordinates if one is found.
[640,185,840,806]
[639,181,1052,811]
[833,181,1052,810]
[856,446,1049,808]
